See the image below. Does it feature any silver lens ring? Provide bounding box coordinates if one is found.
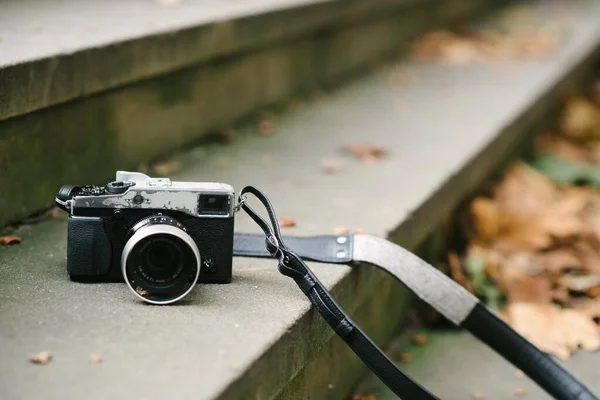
[122,223,200,305]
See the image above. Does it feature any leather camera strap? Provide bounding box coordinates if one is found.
[235,186,598,400]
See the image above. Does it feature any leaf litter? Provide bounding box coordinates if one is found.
[409,6,562,65]
[451,83,600,360]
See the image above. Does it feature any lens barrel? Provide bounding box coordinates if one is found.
[122,215,200,304]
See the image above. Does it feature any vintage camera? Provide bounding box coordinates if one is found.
[55,171,235,304]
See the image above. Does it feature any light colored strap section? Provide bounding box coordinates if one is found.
[352,235,479,325]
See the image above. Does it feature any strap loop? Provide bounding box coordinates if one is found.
[238,186,439,400]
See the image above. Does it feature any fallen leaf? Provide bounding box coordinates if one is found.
[397,352,412,362]
[151,160,182,176]
[472,392,485,400]
[412,333,427,345]
[494,163,557,214]
[571,299,600,319]
[495,264,553,303]
[515,369,525,378]
[534,249,583,274]
[504,302,600,360]
[29,351,52,365]
[0,235,22,245]
[504,303,569,359]
[534,132,590,163]
[447,251,474,292]
[321,158,342,174]
[90,354,103,363]
[410,25,559,65]
[343,143,386,163]
[333,226,351,234]
[257,116,274,135]
[514,388,528,397]
[49,207,62,219]
[559,309,600,352]
[278,217,296,228]
[560,97,600,141]
[351,393,376,400]
[586,286,600,298]
[470,197,500,240]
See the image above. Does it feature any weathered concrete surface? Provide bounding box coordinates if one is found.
[0,0,496,228]
[356,329,600,399]
[0,0,493,121]
[1,1,600,399]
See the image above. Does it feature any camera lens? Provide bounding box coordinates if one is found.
[122,216,200,304]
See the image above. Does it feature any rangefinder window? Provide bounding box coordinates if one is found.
[198,194,229,216]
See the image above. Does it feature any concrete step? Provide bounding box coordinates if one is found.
[0,0,501,227]
[356,328,600,400]
[1,0,600,399]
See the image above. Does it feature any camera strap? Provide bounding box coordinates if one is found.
[235,186,598,400]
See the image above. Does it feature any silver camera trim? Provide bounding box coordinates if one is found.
[71,171,235,218]
[121,223,201,305]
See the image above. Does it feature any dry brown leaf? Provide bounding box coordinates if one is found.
[534,133,590,163]
[333,226,351,234]
[412,333,427,346]
[515,369,525,378]
[494,163,557,214]
[448,251,474,292]
[504,302,569,359]
[410,26,558,65]
[504,302,600,360]
[587,286,600,298]
[571,299,600,319]
[29,351,52,365]
[470,197,500,240]
[0,235,22,245]
[343,143,386,163]
[514,388,528,397]
[351,393,376,400]
[534,249,583,274]
[559,309,600,352]
[321,158,342,174]
[257,116,274,135]
[397,352,412,362]
[278,217,296,228]
[151,160,182,176]
[90,354,103,363]
[574,241,600,275]
[560,97,600,141]
[493,215,552,252]
[495,264,553,303]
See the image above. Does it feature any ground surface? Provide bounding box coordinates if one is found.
[357,329,600,400]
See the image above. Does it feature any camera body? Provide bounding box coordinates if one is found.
[57,171,235,304]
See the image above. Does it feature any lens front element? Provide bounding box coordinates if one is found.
[122,216,200,304]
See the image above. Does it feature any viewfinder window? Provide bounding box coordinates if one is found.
[198,194,229,216]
